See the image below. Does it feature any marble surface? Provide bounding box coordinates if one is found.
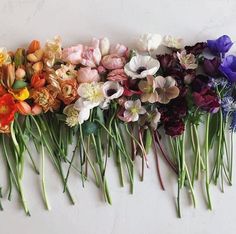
[0,0,236,233]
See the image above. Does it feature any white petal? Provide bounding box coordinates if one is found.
[124,100,134,110]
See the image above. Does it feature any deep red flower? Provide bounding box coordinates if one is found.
[164,119,185,137]
[192,87,220,113]
[123,79,142,97]
[185,42,207,55]
[203,57,221,77]
[0,94,17,126]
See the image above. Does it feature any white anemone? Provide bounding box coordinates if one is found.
[103,81,124,100]
[124,54,160,79]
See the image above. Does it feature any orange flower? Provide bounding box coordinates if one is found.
[58,79,78,105]
[16,101,42,115]
[27,40,41,54]
[31,73,46,89]
[31,87,60,112]
[0,94,17,126]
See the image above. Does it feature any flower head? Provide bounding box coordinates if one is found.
[103,81,124,100]
[124,99,146,122]
[136,33,162,52]
[219,55,236,82]
[138,75,158,103]
[101,54,126,70]
[124,54,160,79]
[177,50,198,70]
[0,94,16,126]
[55,64,77,80]
[207,35,233,55]
[162,35,183,49]
[107,69,128,82]
[155,76,179,104]
[77,67,100,83]
[62,44,83,65]
[0,48,11,66]
[9,87,30,101]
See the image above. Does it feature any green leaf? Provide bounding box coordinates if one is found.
[208,113,219,149]
[12,80,27,89]
[144,128,152,154]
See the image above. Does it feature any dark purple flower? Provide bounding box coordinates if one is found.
[207,35,233,55]
[219,55,236,82]
[185,42,207,55]
[191,75,209,92]
[203,57,221,77]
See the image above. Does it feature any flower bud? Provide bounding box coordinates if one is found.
[15,68,26,79]
[99,37,110,56]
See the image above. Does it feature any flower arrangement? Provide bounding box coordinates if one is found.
[0,34,235,217]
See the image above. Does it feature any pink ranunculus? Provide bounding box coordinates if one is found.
[110,44,128,57]
[101,54,126,70]
[62,44,83,64]
[77,67,100,83]
[107,69,128,82]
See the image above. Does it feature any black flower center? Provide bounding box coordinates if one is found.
[136,66,147,74]
[107,89,117,97]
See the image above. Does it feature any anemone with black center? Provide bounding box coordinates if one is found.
[106,89,117,97]
[136,66,147,74]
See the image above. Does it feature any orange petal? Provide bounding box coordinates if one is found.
[16,101,31,115]
[27,40,41,54]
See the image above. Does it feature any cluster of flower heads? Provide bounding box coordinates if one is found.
[0,34,236,136]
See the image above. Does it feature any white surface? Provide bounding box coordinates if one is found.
[0,0,236,233]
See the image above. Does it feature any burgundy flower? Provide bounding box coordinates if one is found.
[164,119,185,137]
[203,57,221,77]
[192,87,220,113]
[191,75,209,92]
[157,54,176,72]
[185,42,207,55]
[123,79,142,96]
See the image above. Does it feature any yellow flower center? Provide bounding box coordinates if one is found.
[130,107,138,114]
[0,105,9,114]
[0,52,6,64]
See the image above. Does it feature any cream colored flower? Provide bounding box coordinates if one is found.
[124,99,146,122]
[156,76,180,104]
[0,48,11,66]
[162,35,183,49]
[138,75,158,103]
[136,33,162,52]
[177,50,198,70]
[63,104,90,126]
[124,54,160,79]
[76,82,105,109]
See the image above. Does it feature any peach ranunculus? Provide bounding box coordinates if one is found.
[58,79,78,105]
[107,69,128,82]
[62,44,83,65]
[101,54,126,70]
[77,67,100,83]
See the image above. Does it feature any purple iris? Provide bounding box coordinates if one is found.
[219,55,236,82]
[207,35,233,55]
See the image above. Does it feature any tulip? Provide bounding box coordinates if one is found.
[31,73,46,88]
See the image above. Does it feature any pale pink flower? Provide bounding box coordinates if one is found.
[110,44,128,57]
[77,67,100,83]
[80,45,101,67]
[101,54,126,70]
[177,50,198,70]
[124,99,146,122]
[62,44,83,64]
[138,75,159,103]
[107,69,128,82]
[156,76,180,104]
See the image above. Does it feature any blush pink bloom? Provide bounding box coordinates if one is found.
[80,46,101,67]
[62,44,83,64]
[110,44,128,57]
[77,67,100,83]
[101,54,126,70]
[107,69,128,82]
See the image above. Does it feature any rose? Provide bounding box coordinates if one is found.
[77,67,100,83]
[192,87,220,113]
[62,44,83,64]
[219,55,236,82]
[101,54,126,70]
[107,69,128,82]
[136,33,162,52]
[207,35,233,55]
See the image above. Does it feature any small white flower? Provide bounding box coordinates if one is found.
[0,47,11,66]
[76,82,105,109]
[63,104,90,126]
[162,35,183,49]
[124,99,146,122]
[136,33,162,52]
[177,50,198,70]
[124,54,160,79]
[103,81,124,100]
